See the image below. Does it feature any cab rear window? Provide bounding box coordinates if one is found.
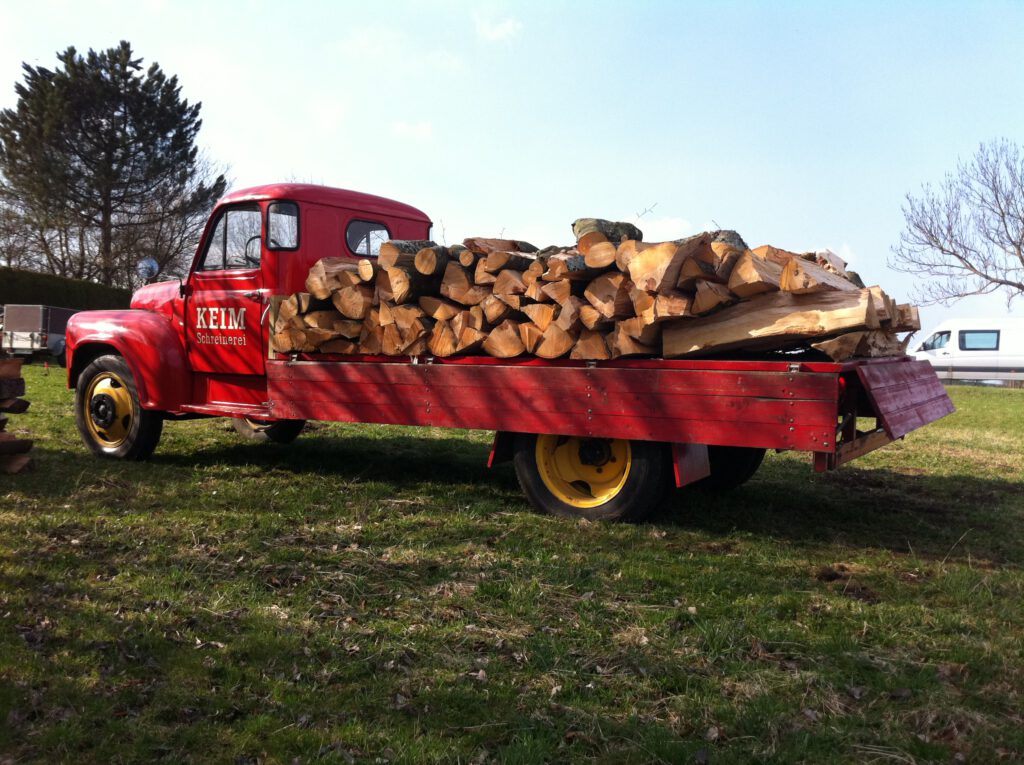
[346,220,390,257]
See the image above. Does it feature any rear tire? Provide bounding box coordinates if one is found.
[513,433,668,522]
[75,354,163,460]
[232,418,306,444]
[692,446,766,491]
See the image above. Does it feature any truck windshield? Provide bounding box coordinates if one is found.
[919,331,950,351]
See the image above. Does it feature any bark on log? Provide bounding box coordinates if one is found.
[728,250,784,298]
[381,265,442,304]
[306,258,362,298]
[0,399,30,415]
[483,251,536,273]
[379,240,437,268]
[483,320,526,358]
[572,219,643,260]
[663,288,880,358]
[462,237,538,255]
[0,358,24,379]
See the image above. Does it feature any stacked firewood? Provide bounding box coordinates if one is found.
[0,358,33,474]
[270,218,920,362]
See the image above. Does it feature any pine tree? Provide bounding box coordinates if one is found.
[0,41,226,287]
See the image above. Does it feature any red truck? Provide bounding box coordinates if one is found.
[65,184,954,521]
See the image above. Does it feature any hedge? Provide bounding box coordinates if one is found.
[0,268,132,311]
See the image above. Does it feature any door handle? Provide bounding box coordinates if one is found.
[244,291,262,302]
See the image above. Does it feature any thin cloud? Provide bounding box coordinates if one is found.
[391,121,433,143]
[475,14,523,43]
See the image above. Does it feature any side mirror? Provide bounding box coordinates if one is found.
[137,258,159,282]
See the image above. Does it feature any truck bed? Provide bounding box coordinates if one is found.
[266,354,953,466]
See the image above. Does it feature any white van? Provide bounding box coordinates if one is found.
[913,317,1024,382]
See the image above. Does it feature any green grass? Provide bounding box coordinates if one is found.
[1,366,1022,764]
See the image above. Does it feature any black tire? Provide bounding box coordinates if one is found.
[232,418,306,444]
[691,446,766,491]
[512,433,669,522]
[75,354,163,460]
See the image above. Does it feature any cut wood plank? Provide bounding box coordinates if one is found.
[727,250,783,298]
[414,246,450,277]
[0,453,32,475]
[0,358,24,379]
[692,280,736,315]
[379,240,437,268]
[483,320,526,358]
[584,273,634,319]
[570,329,611,360]
[663,288,880,358]
[780,257,858,294]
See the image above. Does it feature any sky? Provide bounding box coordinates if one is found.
[1,0,1022,336]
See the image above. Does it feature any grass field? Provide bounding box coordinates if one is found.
[1,366,1022,764]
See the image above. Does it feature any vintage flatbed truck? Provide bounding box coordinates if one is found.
[65,184,954,521]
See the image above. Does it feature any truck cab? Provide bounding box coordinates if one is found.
[66,184,431,451]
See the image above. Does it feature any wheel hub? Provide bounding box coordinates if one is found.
[90,393,117,429]
[577,438,612,467]
[535,435,632,509]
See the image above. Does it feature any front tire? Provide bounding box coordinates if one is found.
[232,418,306,444]
[75,354,163,460]
[513,433,669,522]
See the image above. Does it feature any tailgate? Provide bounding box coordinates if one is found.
[856,359,955,439]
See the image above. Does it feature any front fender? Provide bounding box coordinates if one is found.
[67,310,191,411]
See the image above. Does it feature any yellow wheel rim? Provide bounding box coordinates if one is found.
[84,372,134,449]
[535,435,631,508]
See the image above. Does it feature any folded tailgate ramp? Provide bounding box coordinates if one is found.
[856,359,955,439]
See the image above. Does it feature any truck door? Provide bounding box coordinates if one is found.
[186,203,267,375]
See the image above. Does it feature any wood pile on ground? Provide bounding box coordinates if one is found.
[271,218,921,363]
[0,358,33,474]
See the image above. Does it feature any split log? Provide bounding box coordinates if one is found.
[572,219,644,261]
[579,305,612,330]
[0,399,30,415]
[653,291,694,321]
[751,245,801,267]
[492,269,527,298]
[440,262,491,305]
[483,320,526,358]
[554,296,586,333]
[583,241,619,268]
[456,326,488,354]
[868,286,894,324]
[627,236,706,294]
[481,293,513,324]
[540,279,572,304]
[303,311,363,338]
[379,240,437,269]
[663,288,880,358]
[696,231,748,281]
[518,322,544,353]
[618,316,661,346]
[474,258,497,285]
[677,257,723,290]
[271,327,313,353]
[414,246,450,277]
[305,258,362,298]
[543,250,598,281]
[780,257,858,294]
[428,319,458,357]
[359,321,384,355]
[692,280,733,315]
[380,265,442,304]
[462,237,538,255]
[524,278,552,302]
[815,248,848,277]
[534,323,577,359]
[607,323,656,359]
[451,307,486,339]
[0,433,33,456]
[728,250,784,298]
[570,329,611,360]
[332,284,374,319]
[418,296,462,321]
[458,248,481,268]
[493,293,522,311]
[584,273,634,320]
[522,303,558,331]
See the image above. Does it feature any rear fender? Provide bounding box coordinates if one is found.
[67,310,191,411]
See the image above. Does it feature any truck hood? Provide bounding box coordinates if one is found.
[131,280,181,322]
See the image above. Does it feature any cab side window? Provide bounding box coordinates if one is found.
[346,219,390,257]
[199,204,263,270]
[268,202,299,250]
